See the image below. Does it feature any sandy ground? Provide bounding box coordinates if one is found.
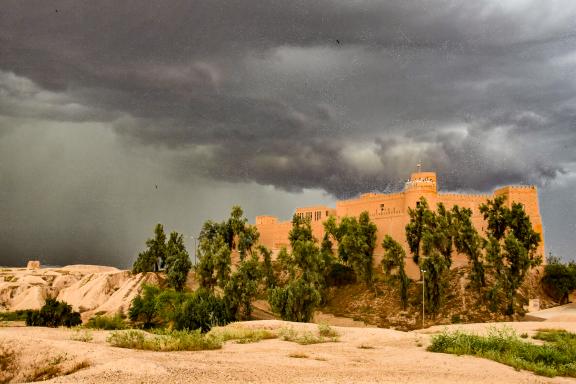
[1,320,576,384]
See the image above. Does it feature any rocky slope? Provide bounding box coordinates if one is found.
[0,265,162,320]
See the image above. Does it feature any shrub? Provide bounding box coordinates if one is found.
[173,289,231,332]
[85,314,126,330]
[25,298,81,328]
[129,285,231,332]
[318,323,339,338]
[278,325,339,345]
[70,328,93,342]
[0,342,18,384]
[269,279,321,323]
[107,329,222,351]
[428,328,576,377]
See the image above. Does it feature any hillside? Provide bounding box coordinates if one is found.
[322,266,557,330]
[1,264,558,330]
[0,266,164,320]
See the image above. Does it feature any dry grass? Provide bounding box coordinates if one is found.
[288,352,309,358]
[208,326,277,344]
[70,328,94,342]
[25,354,91,382]
[0,342,18,384]
[279,325,340,345]
[357,344,375,349]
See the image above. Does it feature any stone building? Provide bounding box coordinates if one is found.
[255,170,544,279]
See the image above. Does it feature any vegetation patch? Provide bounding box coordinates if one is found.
[279,325,339,345]
[107,329,222,351]
[0,342,18,384]
[25,298,81,327]
[208,326,277,344]
[85,314,127,330]
[428,327,576,378]
[0,311,28,322]
[70,328,93,342]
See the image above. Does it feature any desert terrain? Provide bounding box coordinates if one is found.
[2,265,576,383]
[1,320,576,383]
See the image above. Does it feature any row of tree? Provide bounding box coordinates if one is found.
[132,194,543,326]
[386,196,542,315]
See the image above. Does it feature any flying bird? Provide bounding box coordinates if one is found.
[155,185,158,190]
[336,39,341,45]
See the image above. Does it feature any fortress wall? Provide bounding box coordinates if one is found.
[254,172,546,280]
[255,217,292,250]
[337,192,405,217]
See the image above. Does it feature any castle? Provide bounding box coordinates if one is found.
[255,169,544,279]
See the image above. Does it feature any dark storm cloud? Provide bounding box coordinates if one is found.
[1,1,576,264]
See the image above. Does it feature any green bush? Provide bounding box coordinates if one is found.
[107,329,222,351]
[129,285,231,332]
[173,289,231,332]
[25,298,81,328]
[428,328,576,377]
[85,314,127,330]
[542,261,576,304]
[268,278,321,323]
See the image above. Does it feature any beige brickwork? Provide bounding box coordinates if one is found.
[255,170,545,279]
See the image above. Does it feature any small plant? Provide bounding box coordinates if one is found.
[107,329,222,351]
[278,326,339,345]
[0,342,19,384]
[288,352,309,358]
[318,323,339,338]
[520,332,529,339]
[85,314,126,330]
[70,328,93,342]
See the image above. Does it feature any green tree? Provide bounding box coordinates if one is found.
[479,196,542,315]
[405,197,435,264]
[268,278,321,322]
[405,198,452,315]
[196,232,231,291]
[542,256,576,304]
[381,235,410,309]
[268,215,324,322]
[452,206,486,288]
[324,211,377,286]
[224,254,262,320]
[258,245,277,289]
[165,232,192,291]
[129,284,161,328]
[132,223,167,273]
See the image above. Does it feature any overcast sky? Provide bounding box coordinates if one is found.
[1,0,575,267]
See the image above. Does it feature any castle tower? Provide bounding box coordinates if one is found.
[403,171,438,210]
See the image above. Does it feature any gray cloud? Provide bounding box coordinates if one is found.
[1,1,576,264]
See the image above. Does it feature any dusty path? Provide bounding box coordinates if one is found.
[2,321,576,383]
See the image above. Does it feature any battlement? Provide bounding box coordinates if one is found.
[255,216,278,225]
